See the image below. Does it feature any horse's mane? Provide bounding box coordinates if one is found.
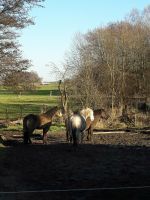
[80,107,92,114]
[80,107,94,121]
[44,106,58,116]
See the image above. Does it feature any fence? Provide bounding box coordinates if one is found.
[0,104,49,122]
[0,102,149,128]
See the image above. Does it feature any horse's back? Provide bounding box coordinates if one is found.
[70,115,81,128]
[23,114,38,123]
[70,114,86,131]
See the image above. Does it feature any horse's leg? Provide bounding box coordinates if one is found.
[43,127,49,144]
[87,128,90,141]
[89,125,94,143]
[77,129,84,145]
[66,120,72,143]
[23,119,30,144]
[23,131,28,144]
[67,129,73,143]
[24,130,32,144]
[72,129,77,147]
[81,131,85,143]
[28,132,32,144]
[66,129,69,142]
[65,120,69,142]
[70,134,73,143]
[87,124,93,141]
[43,131,47,144]
[67,129,72,143]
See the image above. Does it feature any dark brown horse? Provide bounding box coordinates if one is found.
[23,106,62,144]
[86,108,109,141]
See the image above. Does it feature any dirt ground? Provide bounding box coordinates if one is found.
[0,129,150,200]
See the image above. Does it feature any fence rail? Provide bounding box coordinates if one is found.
[0,104,49,122]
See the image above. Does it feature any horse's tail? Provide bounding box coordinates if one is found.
[72,127,81,146]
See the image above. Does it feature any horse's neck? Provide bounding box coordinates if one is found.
[94,109,103,116]
[80,112,86,120]
[80,110,86,119]
[45,109,57,118]
[80,108,94,121]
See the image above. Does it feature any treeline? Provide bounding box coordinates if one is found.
[0,0,44,90]
[3,71,42,93]
[63,6,150,110]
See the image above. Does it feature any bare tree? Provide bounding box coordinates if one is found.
[63,5,150,112]
[48,62,72,114]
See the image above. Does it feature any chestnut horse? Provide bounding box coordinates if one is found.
[86,108,109,141]
[65,107,94,146]
[23,106,62,144]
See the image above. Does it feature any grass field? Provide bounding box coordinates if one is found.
[0,83,61,120]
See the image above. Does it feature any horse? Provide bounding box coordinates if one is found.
[65,107,94,146]
[23,106,62,144]
[86,108,109,141]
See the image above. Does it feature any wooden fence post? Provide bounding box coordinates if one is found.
[20,105,23,119]
[5,108,9,124]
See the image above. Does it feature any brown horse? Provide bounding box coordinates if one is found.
[23,106,62,144]
[86,109,109,141]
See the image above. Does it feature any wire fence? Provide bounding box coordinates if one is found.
[0,104,49,122]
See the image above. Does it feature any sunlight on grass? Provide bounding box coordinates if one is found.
[0,83,61,120]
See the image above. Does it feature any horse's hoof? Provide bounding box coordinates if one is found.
[43,142,48,145]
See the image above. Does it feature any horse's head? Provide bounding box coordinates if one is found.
[80,107,94,121]
[46,106,63,118]
[55,108,63,118]
[95,109,109,120]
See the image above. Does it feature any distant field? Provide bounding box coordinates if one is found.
[0,83,61,120]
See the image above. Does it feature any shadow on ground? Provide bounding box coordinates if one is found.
[0,138,150,199]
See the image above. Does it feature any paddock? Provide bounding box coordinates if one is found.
[0,129,150,199]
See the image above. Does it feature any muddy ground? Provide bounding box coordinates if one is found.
[0,129,150,200]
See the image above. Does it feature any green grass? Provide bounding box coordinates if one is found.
[0,93,59,105]
[0,83,61,120]
[0,123,65,133]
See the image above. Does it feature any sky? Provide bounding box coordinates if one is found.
[19,0,150,82]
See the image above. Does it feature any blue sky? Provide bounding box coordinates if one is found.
[19,0,150,82]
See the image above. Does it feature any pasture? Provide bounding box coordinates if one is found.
[0,83,60,120]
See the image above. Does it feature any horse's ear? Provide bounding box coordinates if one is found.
[53,106,58,110]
